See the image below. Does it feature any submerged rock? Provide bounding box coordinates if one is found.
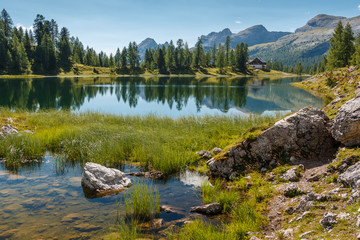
[208,107,337,178]
[190,203,222,215]
[332,93,360,147]
[126,171,164,180]
[81,162,131,198]
[73,223,101,232]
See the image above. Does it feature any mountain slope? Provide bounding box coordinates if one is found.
[249,14,360,66]
[201,25,291,49]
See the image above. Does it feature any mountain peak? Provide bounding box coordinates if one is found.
[220,28,232,35]
[295,14,346,33]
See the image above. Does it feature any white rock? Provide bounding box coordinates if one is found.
[81,162,131,193]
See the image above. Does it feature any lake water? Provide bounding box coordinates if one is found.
[0,154,210,239]
[0,76,323,117]
[0,76,324,239]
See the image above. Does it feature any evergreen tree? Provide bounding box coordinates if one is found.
[59,27,72,71]
[34,33,57,73]
[225,36,230,65]
[211,43,217,66]
[0,19,7,72]
[11,34,30,73]
[216,43,225,73]
[1,9,13,38]
[120,47,128,70]
[175,39,184,69]
[295,62,303,75]
[343,23,355,66]
[327,21,355,70]
[192,37,203,68]
[115,48,121,67]
[157,47,166,73]
[33,14,45,45]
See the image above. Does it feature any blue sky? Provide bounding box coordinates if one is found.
[2,0,360,54]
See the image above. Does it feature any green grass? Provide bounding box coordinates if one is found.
[124,182,160,221]
[0,109,276,174]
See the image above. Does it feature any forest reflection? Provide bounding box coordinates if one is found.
[0,76,322,114]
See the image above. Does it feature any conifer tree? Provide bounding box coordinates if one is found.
[120,47,128,70]
[327,21,355,70]
[11,34,30,73]
[59,27,72,71]
[211,43,217,67]
[225,36,230,65]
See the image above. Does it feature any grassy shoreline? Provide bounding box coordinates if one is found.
[0,64,298,79]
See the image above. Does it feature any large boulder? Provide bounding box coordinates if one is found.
[332,93,360,147]
[208,107,337,178]
[81,162,131,198]
[338,162,360,188]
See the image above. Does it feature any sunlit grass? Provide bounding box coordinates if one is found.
[0,109,277,173]
[124,182,160,221]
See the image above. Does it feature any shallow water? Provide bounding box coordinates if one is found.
[0,76,324,117]
[0,154,209,239]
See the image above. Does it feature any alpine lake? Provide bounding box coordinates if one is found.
[0,75,324,239]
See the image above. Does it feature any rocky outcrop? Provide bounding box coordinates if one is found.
[190,203,222,215]
[208,107,337,178]
[81,162,131,198]
[332,93,360,147]
[338,162,360,188]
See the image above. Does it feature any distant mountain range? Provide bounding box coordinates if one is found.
[137,14,360,66]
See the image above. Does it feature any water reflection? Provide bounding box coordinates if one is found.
[0,76,324,117]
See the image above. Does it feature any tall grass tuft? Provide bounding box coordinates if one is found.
[124,182,160,221]
[0,134,44,171]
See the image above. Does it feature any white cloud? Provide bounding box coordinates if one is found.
[16,23,33,32]
[358,4,360,10]
[235,20,241,24]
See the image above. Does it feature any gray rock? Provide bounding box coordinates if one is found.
[296,211,311,221]
[211,147,222,155]
[332,93,360,146]
[305,192,331,202]
[284,206,295,215]
[356,214,360,227]
[81,162,132,193]
[196,150,212,159]
[1,124,18,136]
[208,107,337,178]
[249,236,262,240]
[278,228,293,239]
[337,212,351,220]
[328,187,341,195]
[281,168,300,182]
[190,203,222,215]
[299,231,313,238]
[338,162,360,188]
[320,212,337,228]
